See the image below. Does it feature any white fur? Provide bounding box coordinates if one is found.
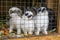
[9,7,22,37]
[33,7,49,35]
[21,11,34,35]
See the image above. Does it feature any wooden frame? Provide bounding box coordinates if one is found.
[58,0,60,34]
[47,0,54,9]
[6,0,60,40]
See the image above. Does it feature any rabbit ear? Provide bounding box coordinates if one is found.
[24,7,27,12]
[17,8,22,17]
[9,8,13,15]
[38,8,41,12]
[23,7,27,15]
[32,6,39,13]
[9,8,11,15]
[30,7,37,16]
[27,7,30,10]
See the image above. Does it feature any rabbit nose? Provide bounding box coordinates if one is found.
[28,15,32,18]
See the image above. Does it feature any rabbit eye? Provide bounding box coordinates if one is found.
[42,8,46,12]
[25,13,28,16]
[38,9,41,12]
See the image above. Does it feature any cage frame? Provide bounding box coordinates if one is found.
[2,0,60,40]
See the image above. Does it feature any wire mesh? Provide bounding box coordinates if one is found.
[0,0,58,38]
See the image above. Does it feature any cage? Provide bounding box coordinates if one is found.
[0,0,60,40]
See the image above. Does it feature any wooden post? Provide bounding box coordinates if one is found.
[58,0,60,34]
[47,0,54,9]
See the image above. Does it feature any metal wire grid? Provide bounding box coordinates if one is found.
[0,0,58,33]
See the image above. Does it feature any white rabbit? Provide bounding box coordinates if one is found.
[33,7,49,35]
[21,9,34,36]
[9,7,23,37]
